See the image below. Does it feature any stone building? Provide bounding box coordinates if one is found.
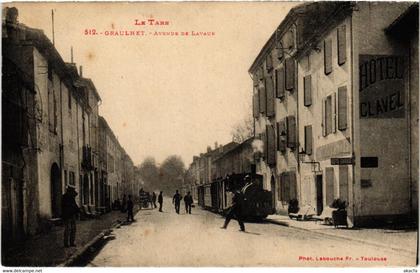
[2,7,139,246]
[250,2,418,226]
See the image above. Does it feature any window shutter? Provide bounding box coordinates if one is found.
[266,52,273,72]
[277,121,286,153]
[267,125,276,166]
[326,96,332,135]
[337,25,346,66]
[262,132,267,161]
[259,85,266,114]
[284,172,290,202]
[338,86,348,130]
[332,92,337,133]
[324,39,332,75]
[275,67,285,99]
[286,115,296,149]
[304,75,312,106]
[265,76,275,117]
[285,58,295,91]
[289,172,297,200]
[253,92,259,118]
[304,125,313,155]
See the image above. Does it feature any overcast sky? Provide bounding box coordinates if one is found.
[5,2,297,166]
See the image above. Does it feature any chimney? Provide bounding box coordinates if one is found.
[207,146,211,153]
[214,142,218,149]
[4,7,18,25]
[79,65,83,77]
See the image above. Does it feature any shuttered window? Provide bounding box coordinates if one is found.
[259,85,266,114]
[285,58,295,91]
[289,172,297,200]
[275,67,285,99]
[324,39,332,75]
[337,25,346,66]
[304,125,313,155]
[286,115,296,148]
[277,121,286,152]
[265,76,275,117]
[304,75,312,106]
[266,53,273,72]
[325,167,335,206]
[338,86,348,130]
[332,92,337,133]
[322,98,326,137]
[262,132,267,160]
[253,92,259,118]
[325,95,332,135]
[266,125,276,166]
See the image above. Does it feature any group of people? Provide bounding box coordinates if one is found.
[172,190,194,214]
[60,177,248,248]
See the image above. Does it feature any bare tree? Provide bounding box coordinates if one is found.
[231,115,254,143]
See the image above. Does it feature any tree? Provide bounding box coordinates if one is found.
[159,155,186,194]
[137,157,159,191]
[231,115,254,143]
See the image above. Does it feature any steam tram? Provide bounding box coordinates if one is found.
[197,138,274,220]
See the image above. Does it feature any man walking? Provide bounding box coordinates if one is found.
[220,190,245,232]
[62,185,80,247]
[184,191,193,214]
[152,192,157,208]
[127,195,134,222]
[172,190,182,214]
[158,191,163,212]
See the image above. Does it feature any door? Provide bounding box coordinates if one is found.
[315,175,323,215]
[50,163,62,218]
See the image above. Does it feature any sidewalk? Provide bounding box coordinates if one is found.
[266,214,418,255]
[2,209,133,267]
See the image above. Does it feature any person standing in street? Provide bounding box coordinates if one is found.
[158,191,163,212]
[172,190,182,214]
[61,186,80,247]
[184,191,193,214]
[127,195,134,222]
[220,190,245,232]
[152,192,157,208]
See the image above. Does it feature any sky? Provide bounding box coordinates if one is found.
[5,1,297,166]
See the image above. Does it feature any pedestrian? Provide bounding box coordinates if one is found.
[184,191,193,214]
[121,194,127,213]
[172,190,182,214]
[152,192,157,208]
[220,190,245,232]
[61,185,80,247]
[127,195,134,222]
[158,191,163,212]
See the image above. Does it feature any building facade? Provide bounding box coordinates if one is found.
[250,2,418,226]
[2,7,139,246]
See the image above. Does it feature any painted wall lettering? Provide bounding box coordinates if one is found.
[359,55,405,118]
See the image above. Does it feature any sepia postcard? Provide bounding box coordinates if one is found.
[1,0,419,269]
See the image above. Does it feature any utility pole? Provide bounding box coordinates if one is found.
[51,9,55,45]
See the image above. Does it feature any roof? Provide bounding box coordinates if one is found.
[386,3,419,39]
[248,2,353,74]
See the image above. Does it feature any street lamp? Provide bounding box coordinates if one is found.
[298,148,322,174]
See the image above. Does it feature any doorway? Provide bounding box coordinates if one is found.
[315,174,323,215]
[50,163,62,218]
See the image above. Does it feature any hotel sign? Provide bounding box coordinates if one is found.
[359,55,405,119]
